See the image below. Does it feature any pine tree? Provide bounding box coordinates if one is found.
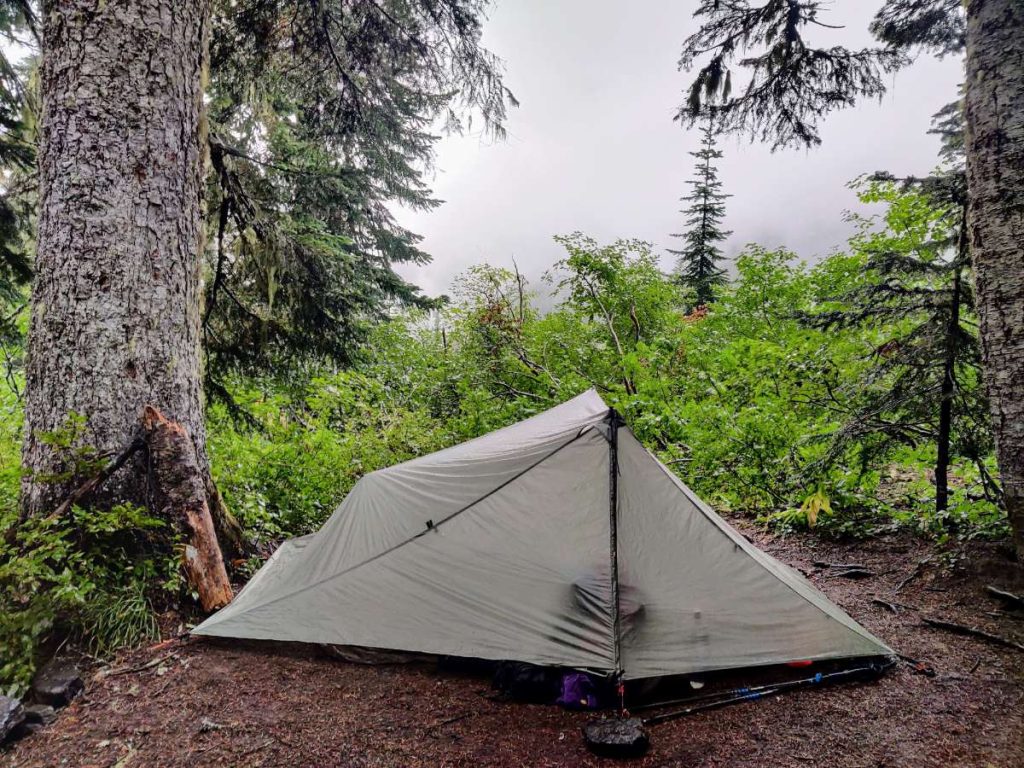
[19,0,513,523]
[202,0,515,382]
[669,122,731,307]
[0,2,35,313]
[806,105,995,514]
[678,0,1024,559]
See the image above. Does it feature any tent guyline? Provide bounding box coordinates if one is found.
[195,389,893,681]
[220,424,597,622]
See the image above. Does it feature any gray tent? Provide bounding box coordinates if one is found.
[194,390,891,679]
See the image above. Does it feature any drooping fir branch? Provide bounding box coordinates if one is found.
[669,121,731,307]
[869,0,965,58]
[677,1,907,149]
[0,0,37,309]
[677,1,967,151]
[201,0,516,380]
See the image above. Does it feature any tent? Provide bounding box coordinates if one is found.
[194,390,891,680]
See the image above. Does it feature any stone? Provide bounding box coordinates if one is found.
[23,704,57,726]
[582,717,650,758]
[0,696,25,743]
[30,660,84,707]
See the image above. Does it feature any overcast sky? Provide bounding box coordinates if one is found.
[393,0,963,298]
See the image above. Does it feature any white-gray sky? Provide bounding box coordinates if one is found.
[394,0,963,297]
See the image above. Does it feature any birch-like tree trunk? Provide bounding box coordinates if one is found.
[21,1,211,517]
[964,0,1024,559]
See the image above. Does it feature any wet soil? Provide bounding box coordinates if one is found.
[6,526,1023,767]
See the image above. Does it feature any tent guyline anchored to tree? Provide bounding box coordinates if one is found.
[194,390,893,681]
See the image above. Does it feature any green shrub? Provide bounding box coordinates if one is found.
[0,503,176,695]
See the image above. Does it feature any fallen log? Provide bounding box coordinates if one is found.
[921,617,1024,653]
[142,406,233,612]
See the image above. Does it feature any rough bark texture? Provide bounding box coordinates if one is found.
[142,406,232,611]
[22,0,211,517]
[964,0,1024,560]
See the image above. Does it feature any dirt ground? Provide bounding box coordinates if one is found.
[5,525,1024,768]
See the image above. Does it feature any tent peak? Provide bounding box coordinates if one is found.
[370,388,611,476]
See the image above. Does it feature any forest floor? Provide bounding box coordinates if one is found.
[5,523,1024,768]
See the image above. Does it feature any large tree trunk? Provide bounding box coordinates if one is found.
[964,0,1024,560]
[22,1,211,517]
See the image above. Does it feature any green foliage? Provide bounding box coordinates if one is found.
[202,0,514,381]
[199,219,997,550]
[0,185,1007,694]
[79,579,160,659]
[207,365,456,542]
[0,502,175,695]
[0,376,174,693]
[0,365,21,525]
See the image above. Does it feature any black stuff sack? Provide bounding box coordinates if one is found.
[492,661,561,704]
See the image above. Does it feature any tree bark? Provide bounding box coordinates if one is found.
[142,406,232,611]
[22,0,212,516]
[964,0,1024,560]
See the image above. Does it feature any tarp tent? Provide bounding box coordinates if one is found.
[194,390,891,679]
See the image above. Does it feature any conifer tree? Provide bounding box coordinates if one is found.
[20,0,513,522]
[678,0,1024,559]
[808,106,992,514]
[669,122,731,307]
[0,2,35,313]
[202,0,515,381]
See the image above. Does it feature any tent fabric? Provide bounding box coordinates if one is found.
[194,390,891,679]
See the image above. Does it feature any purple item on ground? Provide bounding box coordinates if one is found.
[557,672,599,710]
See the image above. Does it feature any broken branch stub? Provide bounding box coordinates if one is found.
[141,406,233,612]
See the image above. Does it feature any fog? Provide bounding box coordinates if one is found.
[394,0,963,297]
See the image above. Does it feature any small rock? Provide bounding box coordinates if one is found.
[23,704,57,726]
[31,660,84,707]
[0,696,25,743]
[582,717,650,758]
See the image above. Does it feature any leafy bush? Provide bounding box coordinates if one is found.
[203,224,1002,549]
[0,501,176,695]
[207,368,456,543]
[0,188,1008,692]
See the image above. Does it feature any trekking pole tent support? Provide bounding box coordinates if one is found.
[606,407,625,679]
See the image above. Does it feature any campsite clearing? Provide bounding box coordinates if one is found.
[6,525,1022,768]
